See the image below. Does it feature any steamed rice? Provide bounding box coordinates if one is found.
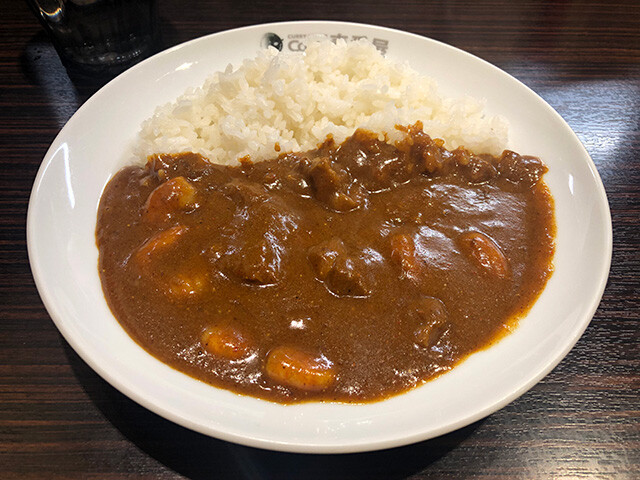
[137,39,508,165]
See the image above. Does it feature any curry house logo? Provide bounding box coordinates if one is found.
[261,32,389,55]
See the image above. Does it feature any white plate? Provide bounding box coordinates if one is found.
[27,21,612,453]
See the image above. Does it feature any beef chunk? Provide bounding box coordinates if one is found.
[334,129,414,192]
[308,238,371,297]
[497,151,547,187]
[217,193,298,285]
[306,157,368,212]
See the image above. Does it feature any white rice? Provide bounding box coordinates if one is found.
[136,39,508,165]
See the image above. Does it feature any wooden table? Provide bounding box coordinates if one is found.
[2,0,638,478]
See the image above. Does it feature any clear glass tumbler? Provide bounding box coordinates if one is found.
[28,0,159,76]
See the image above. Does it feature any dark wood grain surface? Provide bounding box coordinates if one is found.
[1,0,638,478]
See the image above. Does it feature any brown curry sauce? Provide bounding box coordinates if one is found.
[96,123,555,403]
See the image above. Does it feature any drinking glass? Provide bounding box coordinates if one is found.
[28,0,159,76]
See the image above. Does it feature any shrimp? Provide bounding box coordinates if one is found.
[144,176,196,223]
[201,325,253,360]
[135,224,187,265]
[265,346,335,391]
[459,231,509,278]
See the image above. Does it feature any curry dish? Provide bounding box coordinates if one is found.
[97,123,555,403]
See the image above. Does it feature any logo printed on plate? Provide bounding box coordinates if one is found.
[261,32,390,54]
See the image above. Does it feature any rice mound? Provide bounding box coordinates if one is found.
[137,39,508,164]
